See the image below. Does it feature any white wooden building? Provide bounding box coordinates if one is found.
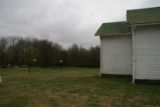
[127,7,160,83]
[95,7,160,83]
[95,22,132,76]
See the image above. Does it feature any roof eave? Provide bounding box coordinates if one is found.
[127,22,160,26]
[97,32,131,36]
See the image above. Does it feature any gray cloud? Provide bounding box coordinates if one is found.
[0,0,159,48]
[142,0,160,7]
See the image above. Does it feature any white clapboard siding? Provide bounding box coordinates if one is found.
[100,35,132,75]
[134,25,160,80]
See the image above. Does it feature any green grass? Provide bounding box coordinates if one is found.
[0,67,160,107]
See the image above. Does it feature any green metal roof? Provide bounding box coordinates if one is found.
[95,22,131,36]
[127,7,160,25]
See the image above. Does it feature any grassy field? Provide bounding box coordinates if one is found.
[0,67,160,107]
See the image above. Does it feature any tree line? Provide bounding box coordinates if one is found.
[0,36,100,67]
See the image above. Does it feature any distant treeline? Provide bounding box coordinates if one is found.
[0,36,100,67]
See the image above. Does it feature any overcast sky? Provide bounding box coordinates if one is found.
[0,0,160,48]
